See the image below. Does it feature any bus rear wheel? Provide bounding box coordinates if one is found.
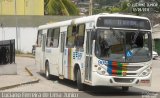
[45,61,51,80]
[77,69,84,91]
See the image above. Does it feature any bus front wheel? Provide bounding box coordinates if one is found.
[45,61,51,80]
[77,69,84,91]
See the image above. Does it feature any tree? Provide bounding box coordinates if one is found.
[154,0,160,13]
[46,0,79,16]
[94,0,120,7]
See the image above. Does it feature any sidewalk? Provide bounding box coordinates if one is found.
[0,57,39,91]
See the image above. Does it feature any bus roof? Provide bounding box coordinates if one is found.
[38,13,150,30]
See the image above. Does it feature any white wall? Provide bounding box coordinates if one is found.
[153,24,160,39]
[0,27,37,53]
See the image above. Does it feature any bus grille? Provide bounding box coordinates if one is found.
[127,66,142,71]
[114,78,135,83]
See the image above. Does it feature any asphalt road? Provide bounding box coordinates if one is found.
[2,57,160,98]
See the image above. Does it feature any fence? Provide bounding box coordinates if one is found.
[0,39,15,65]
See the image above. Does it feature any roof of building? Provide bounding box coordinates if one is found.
[0,15,80,27]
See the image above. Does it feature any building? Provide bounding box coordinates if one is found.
[0,16,79,53]
[0,0,44,15]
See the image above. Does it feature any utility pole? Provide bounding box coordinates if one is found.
[15,0,19,51]
[0,0,2,15]
[89,0,93,15]
[1,23,3,40]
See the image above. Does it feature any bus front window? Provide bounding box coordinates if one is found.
[95,29,125,62]
[125,31,152,62]
[95,29,152,62]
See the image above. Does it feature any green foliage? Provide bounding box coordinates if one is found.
[93,0,126,14]
[93,7,108,14]
[16,50,23,54]
[110,7,121,13]
[155,39,160,55]
[61,0,79,15]
[94,0,120,7]
[46,0,79,16]
[154,0,160,12]
[121,1,128,11]
[93,0,160,15]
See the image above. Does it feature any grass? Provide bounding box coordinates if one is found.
[16,50,35,58]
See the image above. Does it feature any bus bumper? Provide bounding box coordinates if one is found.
[91,72,151,87]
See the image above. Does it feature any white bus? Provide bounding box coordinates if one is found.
[35,13,152,91]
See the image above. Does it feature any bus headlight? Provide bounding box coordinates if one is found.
[97,70,106,75]
[94,65,108,75]
[139,67,151,77]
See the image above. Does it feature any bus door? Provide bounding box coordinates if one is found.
[41,34,46,71]
[59,32,65,76]
[85,30,93,81]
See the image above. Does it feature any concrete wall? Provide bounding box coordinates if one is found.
[153,24,160,39]
[0,16,80,53]
[0,27,37,53]
[0,0,44,15]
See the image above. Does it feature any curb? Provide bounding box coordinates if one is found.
[0,78,40,90]
[0,67,40,91]
[25,67,33,76]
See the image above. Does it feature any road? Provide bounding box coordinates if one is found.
[2,57,160,98]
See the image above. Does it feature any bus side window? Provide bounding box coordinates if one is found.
[46,28,60,48]
[46,29,52,47]
[52,28,60,48]
[66,25,76,48]
[75,24,85,47]
[36,30,42,47]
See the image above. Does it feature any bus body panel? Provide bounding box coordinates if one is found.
[45,48,59,76]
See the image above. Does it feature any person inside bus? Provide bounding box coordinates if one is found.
[96,33,111,58]
[129,33,143,49]
[75,34,84,47]
[135,34,143,48]
[50,38,54,47]
[100,39,110,57]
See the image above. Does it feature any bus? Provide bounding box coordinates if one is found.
[35,13,152,91]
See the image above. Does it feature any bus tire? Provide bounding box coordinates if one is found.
[122,86,129,91]
[45,61,51,80]
[77,69,84,91]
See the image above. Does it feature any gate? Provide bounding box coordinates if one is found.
[0,39,15,65]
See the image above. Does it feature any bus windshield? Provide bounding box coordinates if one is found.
[95,29,152,63]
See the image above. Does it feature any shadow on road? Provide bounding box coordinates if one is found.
[84,86,146,96]
[38,73,154,97]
